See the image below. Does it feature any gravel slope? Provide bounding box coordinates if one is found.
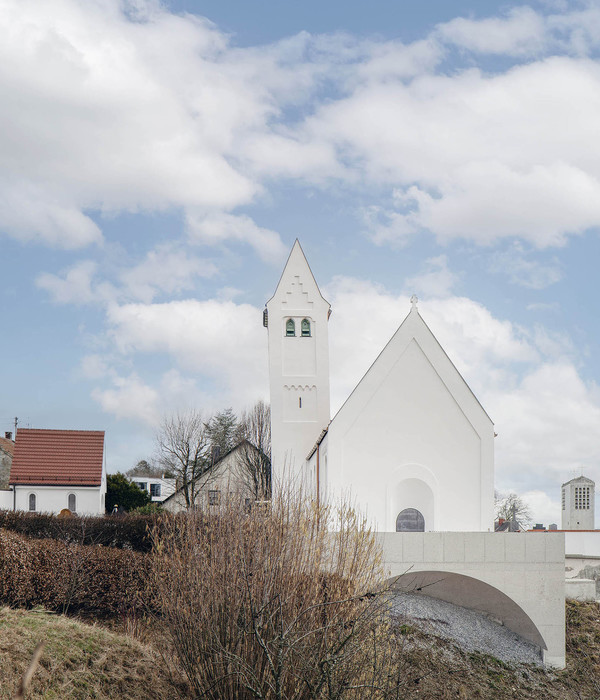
[391,592,544,665]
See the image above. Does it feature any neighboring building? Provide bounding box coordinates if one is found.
[561,475,595,530]
[130,475,176,502]
[162,441,268,513]
[8,429,106,516]
[266,240,495,532]
[0,432,14,489]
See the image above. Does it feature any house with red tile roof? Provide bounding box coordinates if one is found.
[7,429,106,515]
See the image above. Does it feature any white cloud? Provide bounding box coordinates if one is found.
[120,245,217,303]
[436,7,547,56]
[36,244,217,305]
[36,260,99,305]
[92,373,160,426]
[106,298,268,406]
[186,212,288,264]
[403,255,459,298]
[489,244,562,289]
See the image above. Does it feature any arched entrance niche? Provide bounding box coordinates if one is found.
[396,508,425,532]
[389,570,547,652]
[392,477,434,532]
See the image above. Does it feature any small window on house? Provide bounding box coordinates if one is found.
[286,319,295,336]
[137,482,147,491]
[301,318,311,336]
[28,493,36,512]
[150,483,161,498]
[208,490,220,506]
[68,493,76,513]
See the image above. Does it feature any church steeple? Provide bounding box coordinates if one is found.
[266,240,331,486]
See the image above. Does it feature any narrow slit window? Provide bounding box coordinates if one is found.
[68,493,76,513]
[301,318,311,337]
[286,319,295,336]
[299,397,302,408]
[29,493,36,512]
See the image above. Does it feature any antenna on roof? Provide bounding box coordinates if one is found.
[14,417,18,438]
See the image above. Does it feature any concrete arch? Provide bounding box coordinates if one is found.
[389,570,546,650]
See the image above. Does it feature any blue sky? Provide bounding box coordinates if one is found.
[3,0,600,525]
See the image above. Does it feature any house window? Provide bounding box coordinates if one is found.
[150,483,161,498]
[28,493,36,512]
[68,493,76,513]
[208,490,220,506]
[301,318,311,337]
[286,319,295,336]
[136,482,147,491]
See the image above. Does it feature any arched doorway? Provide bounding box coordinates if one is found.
[396,507,425,532]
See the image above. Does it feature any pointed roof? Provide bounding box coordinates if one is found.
[10,429,105,486]
[331,303,493,428]
[267,239,330,308]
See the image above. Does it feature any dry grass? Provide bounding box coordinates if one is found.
[0,607,184,699]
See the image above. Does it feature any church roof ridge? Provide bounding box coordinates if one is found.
[328,301,493,427]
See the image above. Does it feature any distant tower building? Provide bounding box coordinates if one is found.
[265,240,331,484]
[561,475,595,530]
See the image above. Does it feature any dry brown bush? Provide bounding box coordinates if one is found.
[151,493,410,699]
[0,529,151,616]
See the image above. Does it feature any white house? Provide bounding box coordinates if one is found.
[130,475,176,503]
[266,240,495,532]
[162,441,268,513]
[7,428,106,516]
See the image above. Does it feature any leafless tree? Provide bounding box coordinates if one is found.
[151,491,412,699]
[236,400,271,499]
[495,491,532,529]
[155,410,210,509]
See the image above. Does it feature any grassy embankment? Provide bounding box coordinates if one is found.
[2,601,600,699]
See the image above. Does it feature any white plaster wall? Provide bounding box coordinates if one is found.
[379,532,565,668]
[131,476,176,502]
[0,489,13,510]
[325,310,494,532]
[267,242,330,484]
[565,530,600,557]
[14,485,105,516]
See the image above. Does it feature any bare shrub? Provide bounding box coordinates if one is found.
[151,492,409,699]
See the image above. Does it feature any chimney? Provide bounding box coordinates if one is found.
[4,432,12,440]
[498,518,505,525]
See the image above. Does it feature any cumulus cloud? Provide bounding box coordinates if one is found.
[4,0,600,254]
[36,260,100,305]
[403,255,459,298]
[36,244,217,305]
[489,244,562,289]
[105,298,268,405]
[186,212,288,264]
[92,373,160,426]
[436,6,548,56]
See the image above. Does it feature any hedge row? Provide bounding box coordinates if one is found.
[0,510,164,552]
[0,529,153,615]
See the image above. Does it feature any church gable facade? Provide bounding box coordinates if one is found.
[267,241,495,533]
[311,304,494,532]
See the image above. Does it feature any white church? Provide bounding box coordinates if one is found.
[265,240,495,533]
